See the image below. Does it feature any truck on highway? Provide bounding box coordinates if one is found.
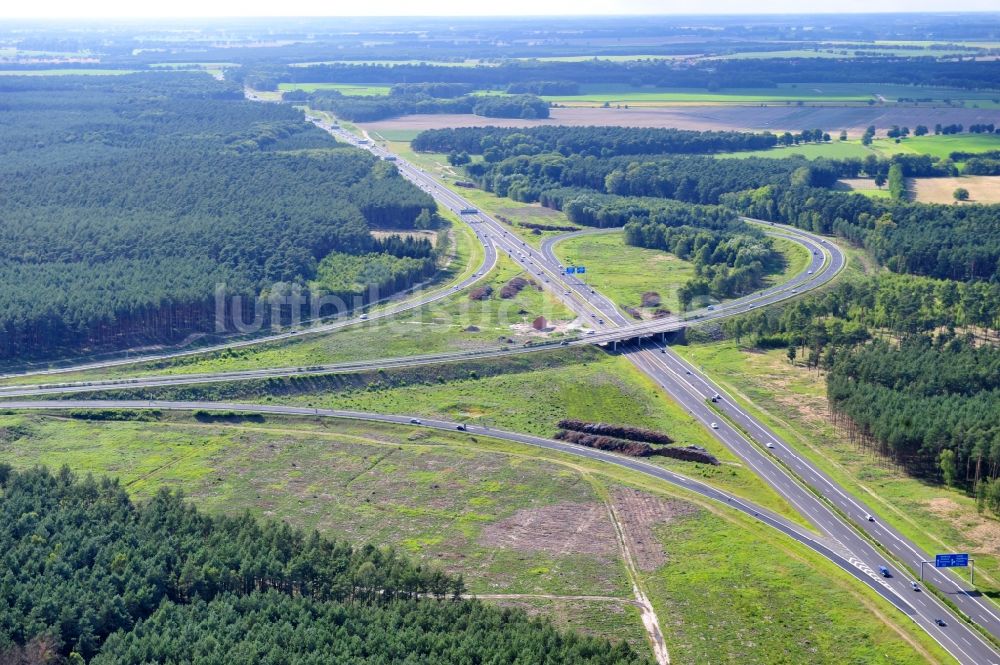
[459,208,478,215]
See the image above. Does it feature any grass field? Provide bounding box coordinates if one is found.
[645,508,951,664]
[870,133,1000,159]
[0,410,953,664]
[94,344,808,525]
[554,232,695,315]
[552,230,809,318]
[673,339,1000,604]
[539,82,1000,107]
[718,140,876,159]
[836,178,894,198]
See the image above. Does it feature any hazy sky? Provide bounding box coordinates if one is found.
[3,0,999,19]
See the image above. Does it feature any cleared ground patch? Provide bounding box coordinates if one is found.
[479,502,619,558]
[910,175,1000,203]
[612,487,697,571]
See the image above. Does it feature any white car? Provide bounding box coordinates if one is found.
[711,422,719,429]
[766,442,775,449]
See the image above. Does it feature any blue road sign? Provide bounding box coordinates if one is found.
[577,266,586,274]
[565,267,576,274]
[935,553,969,568]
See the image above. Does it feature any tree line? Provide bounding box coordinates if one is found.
[0,466,648,665]
[301,89,549,122]
[412,125,783,158]
[240,56,1000,92]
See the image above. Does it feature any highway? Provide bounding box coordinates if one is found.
[335,127,1000,664]
[2,118,997,663]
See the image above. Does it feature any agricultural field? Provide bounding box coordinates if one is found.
[290,59,486,67]
[0,409,953,664]
[538,82,1000,107]
[706,47,977,59]
[359,104,1000,137]
[870,133,1000,159]
[910,175,1000,204]
[718,134,1000,161]
[673,340,1000,603]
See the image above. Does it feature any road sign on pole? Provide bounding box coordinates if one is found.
[935,553,969,568]
[577,266,586,274]
[565,267,576,274]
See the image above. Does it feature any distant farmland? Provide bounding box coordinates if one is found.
[360,104,1000,136]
